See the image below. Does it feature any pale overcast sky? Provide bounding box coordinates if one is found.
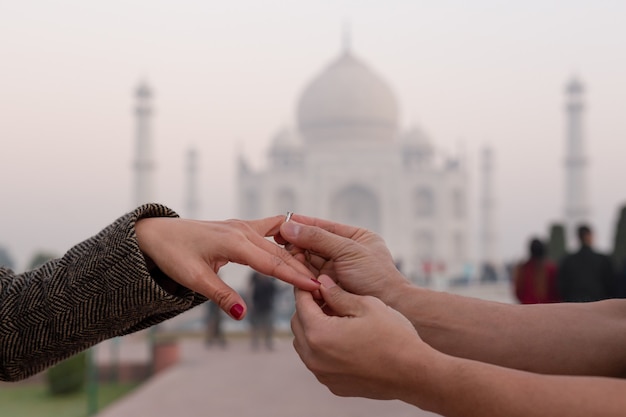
[1,1,626,270]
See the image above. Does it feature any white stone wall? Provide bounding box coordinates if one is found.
[237,137,470,284]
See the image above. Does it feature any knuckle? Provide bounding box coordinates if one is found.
[329,387,350,398]
[305,330,327,351]
[315,374,347,397]
[274,245,292,263]
[308,226,326,243]
[224,219,249,234]
[211,287,233,307]
[362,295,383,309]
[306,357,327,375]
[337,238,356,255]
[266,253,287,277]
[185,266,205,288]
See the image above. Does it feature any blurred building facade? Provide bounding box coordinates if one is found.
[237,46,470,282]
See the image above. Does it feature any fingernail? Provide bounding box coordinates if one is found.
[281,221,301,238]
[229,303,244,319]
[318,275,336,288]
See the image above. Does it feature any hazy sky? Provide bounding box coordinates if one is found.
[2,1,626,270]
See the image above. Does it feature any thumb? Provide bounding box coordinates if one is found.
[183,265,248,320]
[280,220,352,261]
[317,274,363,317]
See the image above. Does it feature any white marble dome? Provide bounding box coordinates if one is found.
[296,50,399,143]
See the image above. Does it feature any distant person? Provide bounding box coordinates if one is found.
[618,261,626,298]
[480,262,498,282]
[513,238,560,304]
[557,224,616,302]
[0,204,319,381]
[205,300,227,348]
[248,271,277,350]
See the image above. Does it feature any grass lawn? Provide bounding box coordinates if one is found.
[0,382,138,417]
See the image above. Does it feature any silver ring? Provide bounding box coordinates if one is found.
[285,211,293,222]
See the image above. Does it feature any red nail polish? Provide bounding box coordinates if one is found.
[229,303,244,319]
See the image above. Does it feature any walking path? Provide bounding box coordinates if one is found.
[95,336,438,417]
[95,282,513,417]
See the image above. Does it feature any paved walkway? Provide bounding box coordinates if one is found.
[96,336,439,417]
[95,282,514,417]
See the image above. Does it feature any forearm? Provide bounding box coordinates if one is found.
[386,284,626,376]
[409,351,626,417]
[0,204,206,381]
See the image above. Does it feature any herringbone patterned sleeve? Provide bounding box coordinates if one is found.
[0,203,207,381]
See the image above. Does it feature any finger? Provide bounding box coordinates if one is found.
[288,247,328,280]
[290,317,309,363]
[285,243,307,259]
[245,236,320,291]
[287,243,326,269]
[294,253,324,282]
[244,218,319,279]
[290,297,306,345]
[280,220,355,262]
[246,215,288,238]
[307,252,332,273]
[221,224,319,291]
[292,252,307,264]
[288,214,363,239]
[312,287,322,300]
[273,233,288,245]
[294,284,326,329]
[317,274,363,317]
[184,264,248,320]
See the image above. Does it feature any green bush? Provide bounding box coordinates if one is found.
[547,223,567,263]
[612,205,626,269]
[46,351,87,395]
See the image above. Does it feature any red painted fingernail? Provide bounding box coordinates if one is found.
[229,303,244,319]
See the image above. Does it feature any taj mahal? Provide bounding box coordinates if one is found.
[236,44,473,283]
[133,43,588,289]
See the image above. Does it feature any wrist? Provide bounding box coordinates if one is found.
[151,267,187,297]
[135,218,186,297]
[381,274,419,309]
[395,341,453,412]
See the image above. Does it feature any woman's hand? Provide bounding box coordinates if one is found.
[135,215,319,319]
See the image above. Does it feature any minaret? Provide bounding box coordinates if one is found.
[480,145,497,281]
[563,77,589,247]
[342,20,351,54]
[133,81,156,207]
[185,147,200,219]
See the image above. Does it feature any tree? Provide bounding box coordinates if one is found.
[28,251,57,270]
[0,245,15,269]
[47,351,87,395]
[547,223,567,264]
[612,205,626,270]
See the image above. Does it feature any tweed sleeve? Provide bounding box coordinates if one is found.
[0,203,207,381]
